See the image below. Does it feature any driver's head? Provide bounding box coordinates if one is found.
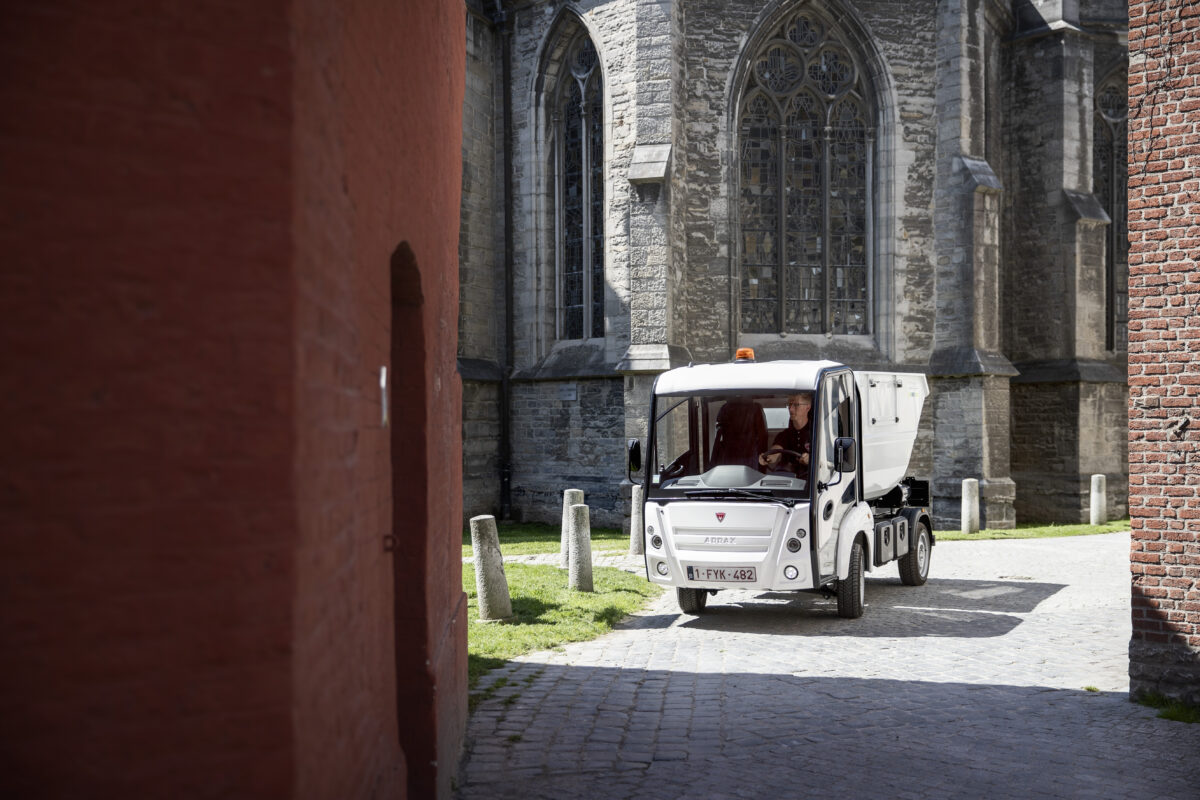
[786,392,813,428]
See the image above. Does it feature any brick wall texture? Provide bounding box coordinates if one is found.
[0,0,466,796]
[1127,0,1200,704]
[292,1,467,797]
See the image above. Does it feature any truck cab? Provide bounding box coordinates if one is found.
[630,350,933,617]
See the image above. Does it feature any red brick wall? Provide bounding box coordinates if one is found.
[0,0,466,795]
[290,0,466,796]
[0,3,297,795]
[1128,0,1200,704]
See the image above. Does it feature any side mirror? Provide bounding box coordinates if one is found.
[627,438,642,480]
[834,437,857,473]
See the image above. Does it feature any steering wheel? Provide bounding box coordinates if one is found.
[761,446,806,462]
[661,455,688,481]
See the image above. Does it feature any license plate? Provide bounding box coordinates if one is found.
[686,565,756,583]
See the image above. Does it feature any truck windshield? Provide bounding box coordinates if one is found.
[649,393,812,498]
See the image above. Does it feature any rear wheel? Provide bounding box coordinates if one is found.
[837,540,865,619]
[677,587,708,614]
[899,522,931,586]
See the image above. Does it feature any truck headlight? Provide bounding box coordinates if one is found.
[650,535,663,549]
[786,538,802,553]
[655,562,669,576]
[783,565,799,580]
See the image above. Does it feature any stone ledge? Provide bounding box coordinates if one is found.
[511,341,615,381]
[929,346,1018,377]
[615,343,693,374]
[958,155,1003,194]
[1063,189,1111,225]
[458,357,503,382]
[628,143,671,184]
[1011,358,1126,384]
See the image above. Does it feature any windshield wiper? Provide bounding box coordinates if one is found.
[683,488,796,507]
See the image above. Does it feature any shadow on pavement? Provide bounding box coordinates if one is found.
[458,665,1200,800]
[627,577,1065,638]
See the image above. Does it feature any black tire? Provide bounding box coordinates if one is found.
[899,521,932,586]
[837,540,865,619]
[677,587,708,614]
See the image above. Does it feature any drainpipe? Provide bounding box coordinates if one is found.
[493,0,514,519]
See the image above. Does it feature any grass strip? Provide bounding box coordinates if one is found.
[936,519,1130,541]
[462,520,628,557]
[1135,692,1200,724]
[464,562,662,711]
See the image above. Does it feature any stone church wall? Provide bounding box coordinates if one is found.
[676,0,940,371]
[461,14,502,366]
[460,1,639,527]
[509,378,627,526]
[1002,9,1129,523]
[1003,31,1087,365]
[461,9,504,520]
[460,0,1129,532]
[505,0,637,527]
[502,0,638,368]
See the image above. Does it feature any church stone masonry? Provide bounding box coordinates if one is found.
[459,0,1129,530]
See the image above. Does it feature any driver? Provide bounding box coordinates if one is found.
[758,392,813,475]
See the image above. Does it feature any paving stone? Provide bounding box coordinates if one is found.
[456,533,1200,799]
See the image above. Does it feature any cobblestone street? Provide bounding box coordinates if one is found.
[456,533,1200,799]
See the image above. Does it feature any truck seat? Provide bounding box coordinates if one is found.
[711,399,768,470]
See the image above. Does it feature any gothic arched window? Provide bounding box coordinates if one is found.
[552,34,604,341]
[738,10,873,335]
[1094,73,1128,351]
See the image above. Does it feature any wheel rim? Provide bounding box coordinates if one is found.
[917,532,929,576]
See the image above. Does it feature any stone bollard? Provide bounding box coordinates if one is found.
[1090,474,1107,525]
[560,488,584,569]
[568,503,594,593]
[961,478,980,534]
[470,515,512,621]
[629,484,645,556]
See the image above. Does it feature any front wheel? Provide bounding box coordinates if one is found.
[837,540,865,619]
[899,522,932,586]
[676,587,708,614]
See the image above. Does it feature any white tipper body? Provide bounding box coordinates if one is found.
[852,371,929,499]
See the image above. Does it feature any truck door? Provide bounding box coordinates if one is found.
[813,371,858,581]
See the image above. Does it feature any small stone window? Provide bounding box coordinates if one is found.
[551,33,604,341]
[737,10,873,336]
[1094,72,1128,352]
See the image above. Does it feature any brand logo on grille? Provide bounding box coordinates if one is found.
[715,512,726,522]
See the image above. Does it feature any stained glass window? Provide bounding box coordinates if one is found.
[738,11,872,335]
[554,35,604,341]
[1094,75,1128,352]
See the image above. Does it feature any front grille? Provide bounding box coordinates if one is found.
[671,527,773,553]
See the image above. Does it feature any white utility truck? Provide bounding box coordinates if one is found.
[627,349,933,617]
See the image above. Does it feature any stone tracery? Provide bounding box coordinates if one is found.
[553,33,605,341]
[1094,71,1129,352]
[738,11,871,335]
